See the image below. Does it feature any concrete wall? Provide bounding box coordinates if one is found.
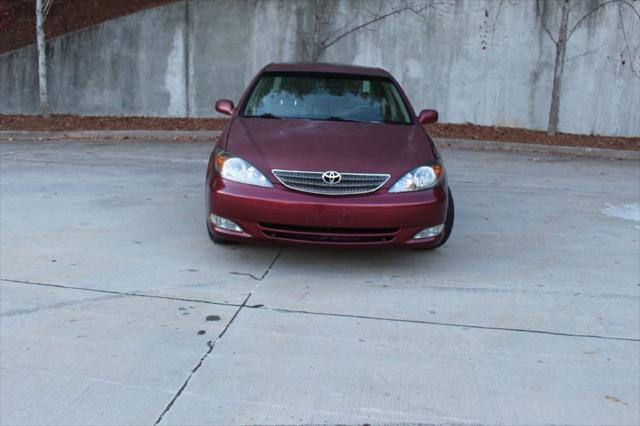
[1,0,638,137]
[0,4,187,116]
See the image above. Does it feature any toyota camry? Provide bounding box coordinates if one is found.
[205,63,454,249]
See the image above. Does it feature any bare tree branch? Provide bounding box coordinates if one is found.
[405,1,453,20]
[565,0,640,41]
[540,0,640,135]
[565,43,607,62]
[491,0,506,36]
[319,2,410,52]
[619,0,640,19]
[489,0,523,47]
[292,0,454,61]
[616,1,640,75]
[537,0,559,45]
[567,0,618,40]
[563,0,640,75]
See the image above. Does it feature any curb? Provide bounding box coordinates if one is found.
[434,138,640,161]
[0,130,219,141]
[1,130,638,160]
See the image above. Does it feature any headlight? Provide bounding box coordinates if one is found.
[388,163,443,193]
[214,150,273,187]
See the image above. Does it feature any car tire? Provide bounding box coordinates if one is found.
[207,222,232,244]
[437,187,455,247]
[415,187,454,250]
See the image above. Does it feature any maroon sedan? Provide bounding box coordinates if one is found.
[205,63,454,249]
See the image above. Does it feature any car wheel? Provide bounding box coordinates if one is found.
[415,188,454,250]
[207,222,232,244]
[437,187,455,247]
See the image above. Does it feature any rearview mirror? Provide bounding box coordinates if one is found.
[418,109,438,125]
[215,99,234,116]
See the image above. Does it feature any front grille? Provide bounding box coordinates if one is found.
[259,223,399,244]
[263,231,394,243]
[272,169,390,196]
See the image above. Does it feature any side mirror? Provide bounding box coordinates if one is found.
[418,109,438,125]
[215,99,234,116]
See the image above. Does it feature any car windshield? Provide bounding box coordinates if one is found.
[242,73,412,124]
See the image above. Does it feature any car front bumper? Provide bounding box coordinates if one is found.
[207,177,449,248]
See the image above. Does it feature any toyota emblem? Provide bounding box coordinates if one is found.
[322,171,342,185]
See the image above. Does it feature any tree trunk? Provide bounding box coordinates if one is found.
[36,0,50,118]
[547,0,570,136]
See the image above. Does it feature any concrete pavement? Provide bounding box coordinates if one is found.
[1,140,638,425]
[1,130,638,160]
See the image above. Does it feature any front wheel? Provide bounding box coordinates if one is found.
[436,187,455,247]
[207,221,233,244]
[416,188,454,250]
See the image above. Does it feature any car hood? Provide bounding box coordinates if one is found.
[224,117,435,183]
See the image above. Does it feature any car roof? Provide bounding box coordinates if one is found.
[263,63,391,77]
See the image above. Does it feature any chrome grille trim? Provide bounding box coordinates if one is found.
[272,169,390,196]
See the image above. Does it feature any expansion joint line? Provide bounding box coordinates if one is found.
[0,278,241,308]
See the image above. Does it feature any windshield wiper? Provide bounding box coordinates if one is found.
[325,116,365,123]
[248,113,282,119]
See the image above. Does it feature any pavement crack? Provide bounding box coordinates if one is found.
[153,336,214,425]
[153,247,285,423]
[229,271,261,281]
[0,278,241,308]
[263,307,639,343]
[153,291,252,425]
[259,245,286,280]
[228,245,286,282]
